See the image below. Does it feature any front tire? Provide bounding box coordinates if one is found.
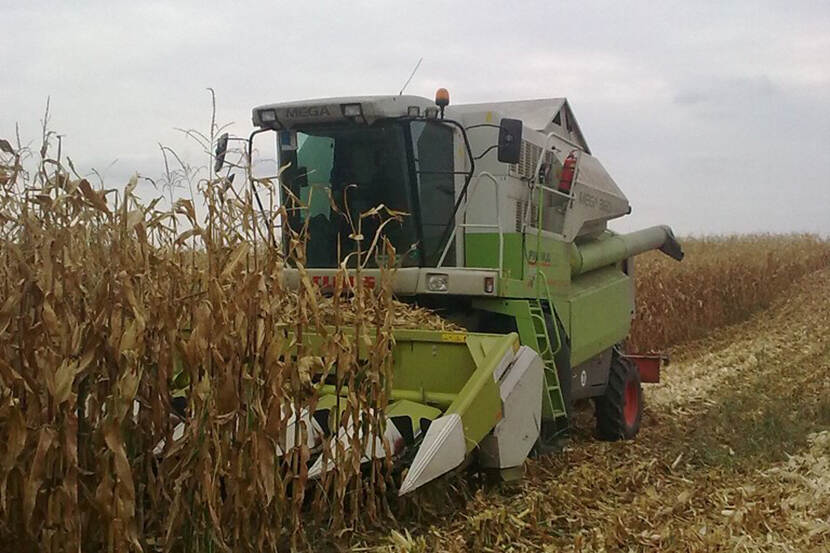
[595,354,642,440]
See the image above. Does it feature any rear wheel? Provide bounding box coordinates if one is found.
[595,354,642,440]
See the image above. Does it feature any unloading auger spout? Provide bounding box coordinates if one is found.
[570,225,685,277]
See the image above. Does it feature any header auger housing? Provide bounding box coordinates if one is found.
[220,90,685,494]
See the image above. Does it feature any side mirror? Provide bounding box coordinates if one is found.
[214,132,229,173]
[497,118,522,164]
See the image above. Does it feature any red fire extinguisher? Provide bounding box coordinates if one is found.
[559,152,577,193]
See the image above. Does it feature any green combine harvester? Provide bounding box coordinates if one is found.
[232,89,683,495]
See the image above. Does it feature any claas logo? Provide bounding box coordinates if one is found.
[312,275,376,290]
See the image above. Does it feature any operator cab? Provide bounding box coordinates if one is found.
[249,96,456,268]
[248,94,522,270]
[278,118,454,268]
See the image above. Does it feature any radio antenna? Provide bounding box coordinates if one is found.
[398,57,423,96]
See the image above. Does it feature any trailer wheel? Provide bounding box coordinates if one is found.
[595,354,642,440]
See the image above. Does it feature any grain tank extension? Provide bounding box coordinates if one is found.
[232,90,684,494]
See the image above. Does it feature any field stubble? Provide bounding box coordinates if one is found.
[368,266,830,553]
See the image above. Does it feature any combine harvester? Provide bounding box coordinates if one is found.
[226,89,683,495]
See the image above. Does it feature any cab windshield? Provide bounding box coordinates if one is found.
[278,120,455,268]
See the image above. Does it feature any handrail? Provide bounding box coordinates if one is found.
[527,134,569,358]
[536,182,573,201]
[529,135,564,357]
[522,132,580,233]
[529,311,552,358]
[436,171,504,276]
[539,275,562,356]
[521,132,558,233]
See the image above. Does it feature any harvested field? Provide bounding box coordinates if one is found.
[363,266,830,552]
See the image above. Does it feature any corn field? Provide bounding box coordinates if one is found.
[0,130,417,551]
[629,234,830,353]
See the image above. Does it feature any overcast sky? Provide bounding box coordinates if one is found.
[2,1,828,236]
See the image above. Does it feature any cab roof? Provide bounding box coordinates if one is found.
[253,95,590,153]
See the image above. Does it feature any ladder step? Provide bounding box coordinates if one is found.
[530,298,568,422]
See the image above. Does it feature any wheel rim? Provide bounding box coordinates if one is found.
[623,380,639,427]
